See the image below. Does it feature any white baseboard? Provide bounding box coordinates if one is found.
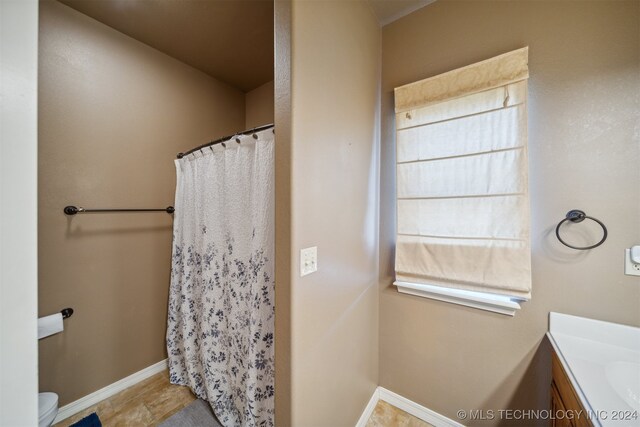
[53,359,168,424]
[355,387,380,427]
[357,386,465,427]
[54,364,459,427]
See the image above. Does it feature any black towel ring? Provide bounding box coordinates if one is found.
[555,209,607,250]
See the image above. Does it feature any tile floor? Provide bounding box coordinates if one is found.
[53,371,196,426]
[54,371,432,427]
[366,400,434,427]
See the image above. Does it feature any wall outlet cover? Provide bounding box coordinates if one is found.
[300,246,317,277]
[624,248,640,277]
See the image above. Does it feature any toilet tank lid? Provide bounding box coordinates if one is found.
[39,392,58,414]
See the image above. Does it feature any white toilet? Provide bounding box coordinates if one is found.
[38,392,59,427]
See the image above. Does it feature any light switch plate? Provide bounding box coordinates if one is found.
[300,246,317,277]
[624,248,640,276]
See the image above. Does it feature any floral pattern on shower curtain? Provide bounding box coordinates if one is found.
[167,129,275,427]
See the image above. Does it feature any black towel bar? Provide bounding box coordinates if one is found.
[64,206,174,215]
[555,209,607,250]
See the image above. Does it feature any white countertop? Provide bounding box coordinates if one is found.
[547,312,640,427]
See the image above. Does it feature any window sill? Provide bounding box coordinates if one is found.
[393,281,525,316]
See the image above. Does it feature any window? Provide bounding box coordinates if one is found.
[393,47,531,316]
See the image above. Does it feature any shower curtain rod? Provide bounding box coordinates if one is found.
[177,123,274,159]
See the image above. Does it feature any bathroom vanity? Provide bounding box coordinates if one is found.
[547,313,640,427]
[551,348,592,427]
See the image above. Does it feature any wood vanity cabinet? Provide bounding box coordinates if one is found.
[551,350,593,427]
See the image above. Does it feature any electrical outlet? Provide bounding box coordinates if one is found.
[300,246,317,277]
[624,249,640,276]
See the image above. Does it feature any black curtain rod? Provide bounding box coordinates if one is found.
[177,123,274,159]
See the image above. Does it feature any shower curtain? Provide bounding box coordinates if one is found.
[167,129,274,427]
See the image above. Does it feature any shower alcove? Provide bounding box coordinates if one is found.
[37,0,275,424]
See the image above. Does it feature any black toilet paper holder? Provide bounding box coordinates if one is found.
[61,308,74,319]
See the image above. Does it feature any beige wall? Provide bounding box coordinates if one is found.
[379,0,640,424]
[246,80,275,129]
[38,0,245,405]
[274,0,292,424]
[289,0,381,425]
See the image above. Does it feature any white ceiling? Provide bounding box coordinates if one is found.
[369,0,436,26]
[59,0,274,92]
[57,0,435,92]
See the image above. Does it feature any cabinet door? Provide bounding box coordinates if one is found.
[551,382,574,427]
[552,352,593,427]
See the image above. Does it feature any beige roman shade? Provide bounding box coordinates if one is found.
[394,47,532,300]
